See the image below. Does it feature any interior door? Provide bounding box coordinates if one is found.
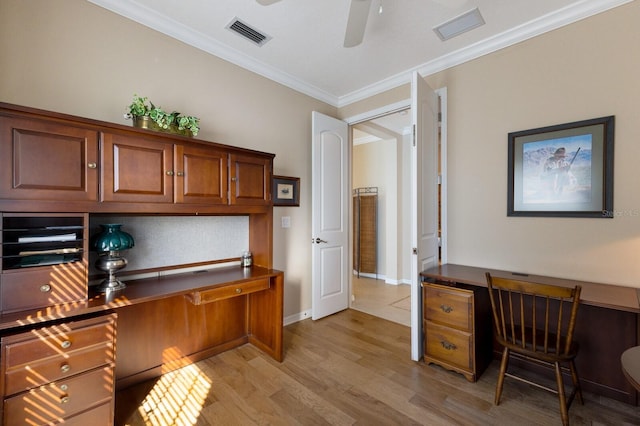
[410,71,439,361]
[311,111,350,320]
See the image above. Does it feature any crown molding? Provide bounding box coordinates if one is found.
[89,0,632,109]
[336,0,633,107]
[87,0,340,105]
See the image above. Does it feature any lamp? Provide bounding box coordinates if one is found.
[93,224,134,292]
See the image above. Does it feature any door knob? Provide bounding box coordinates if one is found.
[313,238,328,244]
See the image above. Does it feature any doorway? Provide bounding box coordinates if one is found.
[348,89,447,328]
[350,108,413,327]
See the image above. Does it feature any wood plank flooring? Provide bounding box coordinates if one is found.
[116,309,640,425]
[351,276,411,327]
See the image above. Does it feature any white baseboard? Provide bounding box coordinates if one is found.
[284,309,312,326]
[353,271,412,286]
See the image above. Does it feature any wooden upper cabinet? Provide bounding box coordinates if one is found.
[100,132,174,203]
[175,144,228,205]
[0,116,98,201]
[230,153,271,206]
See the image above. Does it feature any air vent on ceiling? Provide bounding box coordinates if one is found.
[226,18,272,46]
[433,8,485,41]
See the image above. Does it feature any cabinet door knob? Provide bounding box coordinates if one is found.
[39,284,51,293]
[88,162,97,169]
[231,177,237,182]
[235,288,242,294]
[177,171,185,176]
[166,171,175,176]
[60,363,71,373]
[60,395,70,404]
[61,340,72,349]
[60,384,69,392]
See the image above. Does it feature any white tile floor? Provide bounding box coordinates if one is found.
[351,276,411,327]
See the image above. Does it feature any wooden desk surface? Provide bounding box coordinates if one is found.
[421,264,640,313]
[0,265,283,332]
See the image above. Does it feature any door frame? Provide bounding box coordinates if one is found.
[344,88,448,315]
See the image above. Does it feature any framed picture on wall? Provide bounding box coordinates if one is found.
[272,175,300,207]
[507,115,614,218]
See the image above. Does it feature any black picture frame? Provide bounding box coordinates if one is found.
[507,116,614,218]
[272,175,300,207]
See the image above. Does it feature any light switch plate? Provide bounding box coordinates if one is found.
[281,216,291,228]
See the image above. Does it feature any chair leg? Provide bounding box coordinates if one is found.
[495,347,509,405]
[554,362,569,426]
[569,360,583,405]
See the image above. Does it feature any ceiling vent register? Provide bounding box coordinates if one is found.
[226,18,272,46]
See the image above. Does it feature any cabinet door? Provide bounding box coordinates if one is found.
[0,117,98,201]
[174,144,228,204]
[229,154,271,205]
[100,132,174,203]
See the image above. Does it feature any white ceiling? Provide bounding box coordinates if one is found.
[88,0,630,107]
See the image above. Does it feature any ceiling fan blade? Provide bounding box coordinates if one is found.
[256,0,281,5]
[343,0,372,48]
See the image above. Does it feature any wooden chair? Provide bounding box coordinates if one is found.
[485,273,583,426]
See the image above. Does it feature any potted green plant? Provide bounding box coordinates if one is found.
[124,94,200,136]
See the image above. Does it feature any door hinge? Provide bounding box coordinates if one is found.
[412,124,416,147]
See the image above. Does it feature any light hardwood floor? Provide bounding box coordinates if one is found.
[116,309,640,425]
[351,276,411,327]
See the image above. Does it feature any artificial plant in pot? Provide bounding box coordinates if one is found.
[124,94,200,136]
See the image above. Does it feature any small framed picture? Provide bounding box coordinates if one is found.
[272,175,300,207]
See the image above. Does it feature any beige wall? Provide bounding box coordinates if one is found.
[342,1,640,287]
[0,0,336,319]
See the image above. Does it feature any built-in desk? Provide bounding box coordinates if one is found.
[0,266,284,388]
[421,264,640,405]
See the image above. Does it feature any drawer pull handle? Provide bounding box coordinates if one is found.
[60,384,69,392]
[440,304,453,313]
[88,162,97,169]
[440,340,457,351]
[61,340,72,349]
[40,284,52,293]
[60,395,70,404]
[60,363,71,373]
[235,288,242,294]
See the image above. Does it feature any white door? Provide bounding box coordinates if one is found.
[410,72,439,361]
[311,111,350,320]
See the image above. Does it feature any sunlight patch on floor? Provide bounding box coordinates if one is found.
[136,363,211,426]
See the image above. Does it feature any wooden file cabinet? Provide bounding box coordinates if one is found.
[1,314,117,425]
[422,282,492,382]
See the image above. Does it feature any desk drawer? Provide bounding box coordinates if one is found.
[1,265,87,313]
[186,278,270,305]
[425,321,472,370]
[424,284,472,331]
[2,315,116,369]
[4,344,113,396]
[57,401,112,426]
[3,366,113,424]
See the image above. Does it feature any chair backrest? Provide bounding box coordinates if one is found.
[485,273,581,358]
